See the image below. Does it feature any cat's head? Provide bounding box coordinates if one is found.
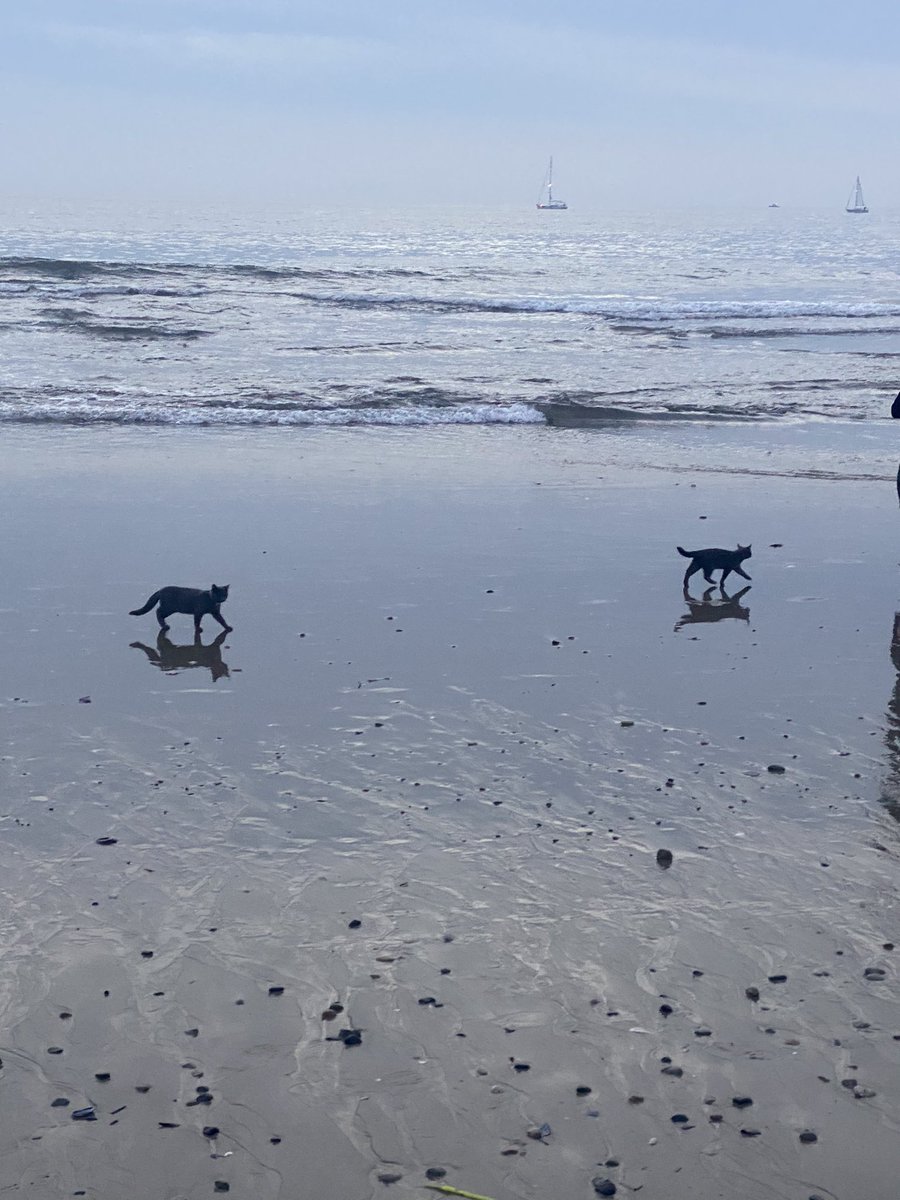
[737,545,751,558]
[211,584,230,601]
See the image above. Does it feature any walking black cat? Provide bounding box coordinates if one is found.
[676,545,751,589]
[130,584,232,633]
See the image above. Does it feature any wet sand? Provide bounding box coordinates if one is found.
[0,425,898,1200]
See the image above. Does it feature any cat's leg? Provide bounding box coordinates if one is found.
[683,561,702,587]
[211,608,233,633]
[719,568,732,588]
[156,606,171,633]
[733,565,752,580]
[702,568,716,584]
[194,615,204,635]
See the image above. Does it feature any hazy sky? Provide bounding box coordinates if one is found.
[6,0,899,207]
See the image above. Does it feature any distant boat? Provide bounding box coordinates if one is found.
[846,176,869,213]
[768,203,780,208]
[536,158,568,210]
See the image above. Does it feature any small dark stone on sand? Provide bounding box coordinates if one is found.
[135,1085,151,1094]
[863,967,886,980]
[661,1065,683,1077]
[527,1123,551,1140]
[140,950,154,959]
[329,1028,362,1046]
[671,1113,689,1123]
[659,1003,673,1016]
[768,974,787,983]
[425,1167,447,1180]
[71,1107,96,1122]
[709,1113,723,1123]
[799,1130,818,1143]
[270,1136,281,1144]
[418,996,439,1006]
[95,837,117,846]
[214,1184,230,1193]
[745,986,760,1001]
[94,1072,111,1082]
[694,1028,712,1037]
[576,1085,592,1095]
[627,1095,644,1105]
[51,1098,70,1107]
[377,1172,402,1185]
[740,1128,761,1137]
[203,1126,220,1139]
[348,919,361,929]
[512,1061,531,1072]
[47,1046,64,1055]
[656,848,673,868]
[185,1028,199,1037]
[732,1096,753,1108]
[592,1179,617,1197]
[767,764,786,774]
[268,986,284,996]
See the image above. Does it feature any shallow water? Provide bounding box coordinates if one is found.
[0,427,898,1198]
[1,201,900,429]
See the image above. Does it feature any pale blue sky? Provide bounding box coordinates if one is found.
[5,1,898,207]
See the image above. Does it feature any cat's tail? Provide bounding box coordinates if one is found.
[129,591,161,616]
[676,546,691,558]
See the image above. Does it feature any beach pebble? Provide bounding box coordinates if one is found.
[203,1126,220,1139]
[767,764,786,774]
[348,919,361,929]
[853,1086,877,1099]
[51,1098,70,1107]
[732,1096,753,1108]
[799,1130,818,1143]
[627,1095,644,1105]
[376,1172,402,1185]
[671,1113,689,1124]
[71,1107,96,1122]
[213,1184,230,1193]
[330,1028,362,1047]
[527,1123,552,1140]
[268,986,284,996]
[79,696,91,704]
[512,1061,531,1072]
[661,1065,683,1077]
[95,837,117,846]
[767,974,788,984]
[592,1179,617,1196]
[745,986,760,1001]
[863,967,886,980]
[94,1072,111,1082]
[576,1085,592,1096]
[740,1128,761,1137]
[659,1003,673,1016]
[425,1167,447,1180]
[656,848,673,868]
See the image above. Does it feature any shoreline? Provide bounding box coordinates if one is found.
[0,425,898,1199]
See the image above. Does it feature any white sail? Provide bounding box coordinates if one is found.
[537,157,568,210]
[846,176,868,213]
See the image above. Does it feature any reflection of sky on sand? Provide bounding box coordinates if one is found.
[0,428,899,1200]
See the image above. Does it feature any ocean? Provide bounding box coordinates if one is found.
[2,199,899,474]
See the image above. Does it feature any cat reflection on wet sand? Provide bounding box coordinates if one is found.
[674,586,751,632]
[130,630,230,682]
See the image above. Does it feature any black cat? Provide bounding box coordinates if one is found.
[130,584,231,633]
[676,545,751,589]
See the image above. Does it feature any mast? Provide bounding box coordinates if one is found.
[547,157,553,205]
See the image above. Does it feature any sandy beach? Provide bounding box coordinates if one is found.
[0,424,898,1200]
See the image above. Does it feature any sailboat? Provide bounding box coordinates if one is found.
[846,176,869,213]
[537,158,568,210]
